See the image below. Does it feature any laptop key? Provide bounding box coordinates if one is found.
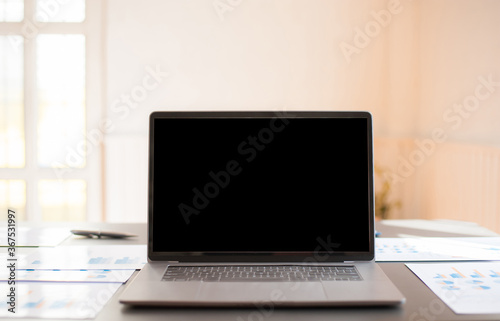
[162,265,362,282]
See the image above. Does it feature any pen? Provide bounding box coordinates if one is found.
[70,229,137,239]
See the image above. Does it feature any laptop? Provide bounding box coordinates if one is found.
[119,111,405,307]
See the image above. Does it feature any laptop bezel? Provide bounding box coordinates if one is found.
[147,111,375,262]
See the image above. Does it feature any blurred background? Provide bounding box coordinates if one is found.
[1,0,499,232]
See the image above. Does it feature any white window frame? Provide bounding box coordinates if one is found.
[0,0,104,222]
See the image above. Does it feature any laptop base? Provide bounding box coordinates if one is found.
[120,262,405,307]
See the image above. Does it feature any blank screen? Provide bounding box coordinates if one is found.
[152,116,370,253]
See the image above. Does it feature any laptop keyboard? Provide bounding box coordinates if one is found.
[161,265,362,282]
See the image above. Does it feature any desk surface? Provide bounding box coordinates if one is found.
[6,220,500,321]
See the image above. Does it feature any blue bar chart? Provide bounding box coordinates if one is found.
[407,262,500,314]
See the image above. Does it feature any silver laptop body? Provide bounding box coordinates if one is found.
[119,111,405,307]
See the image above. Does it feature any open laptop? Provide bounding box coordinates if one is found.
[119,111,405,307]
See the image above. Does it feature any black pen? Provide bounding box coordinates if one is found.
[71,229,137,239]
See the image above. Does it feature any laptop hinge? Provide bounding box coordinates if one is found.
[167,261,179,264]
[343,261,355,264]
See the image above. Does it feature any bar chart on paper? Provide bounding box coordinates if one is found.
[0,282,121,319]
[375,237,500,261]
[89,256,141,265]
[0,269,135,283]
[407,262,500,314]
[19,245,147,270]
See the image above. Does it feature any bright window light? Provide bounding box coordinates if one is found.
[0,35,25,168]
[0,0,23,22]
[37,34,86,168]
[0,180,26,220]
[36,0,85,22]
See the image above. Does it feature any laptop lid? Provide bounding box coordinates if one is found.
[148,111,375,262]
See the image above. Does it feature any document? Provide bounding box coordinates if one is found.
[406,262,500,314]
[0,227,71,247]
[376,237,500,262]
[0,269,135,283]
[19,245,147,270]
[0,282,121,319]
[380,219,499,237]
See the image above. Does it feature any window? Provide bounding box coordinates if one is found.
[0,0,102,221]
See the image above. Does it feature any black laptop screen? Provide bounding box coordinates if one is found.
[151,113,372,255]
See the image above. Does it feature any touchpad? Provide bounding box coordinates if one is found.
[196,282,327,304]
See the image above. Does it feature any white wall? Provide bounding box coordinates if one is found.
[418,0,500,145]
[103,0,500,223]
[103,0,391,221]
